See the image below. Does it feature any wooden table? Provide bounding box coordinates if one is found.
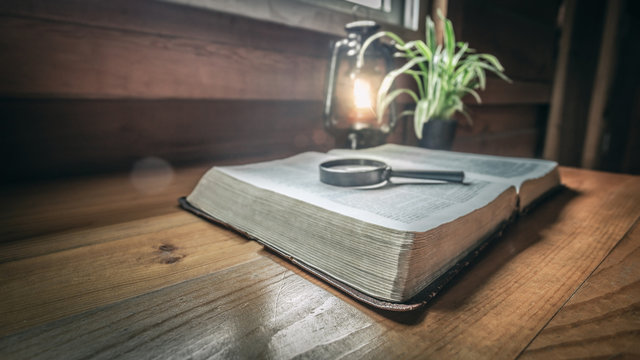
[1,165,639,359]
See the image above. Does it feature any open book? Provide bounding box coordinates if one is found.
[181,144,560,310]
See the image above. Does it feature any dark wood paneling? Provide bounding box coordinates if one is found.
[0,15,326,100]
[453,131,538,158]
[399,105,541,157]
[544,1,607,167]
[555,1,606,167]
[0,9,549,103]
[0,0,336,58]
[433,0,558,157]
[0,99,333,182]
[600,1,640,174]
[456,105,541,158]
[458,0,560,83]
[621,88,640,174]
[454,106,539,157]
[454,105,540,157]
[473,79,550,105]
[0,0,561,181]
[458,105,538,135]
[1,101,543,183]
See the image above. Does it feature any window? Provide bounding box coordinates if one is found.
[298,0,420,30]
[160,0,421,36]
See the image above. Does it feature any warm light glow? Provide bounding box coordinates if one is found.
[353,78,372,109]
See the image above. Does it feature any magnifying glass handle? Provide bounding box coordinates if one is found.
[389,170,465,183]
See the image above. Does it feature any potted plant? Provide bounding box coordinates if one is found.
[358,13,511,149]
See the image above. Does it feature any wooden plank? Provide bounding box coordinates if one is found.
[0,167,638,358]
[476,78,551,105]
[399,105,541,157]
[0,15,326,100]
[581,0,622,169]
[403,105,540,136]
[0,214,265,338]
[1,159,291,244]
[459,0,560,82]
[596,1,640,174]
[622,90,640,174]
[543,0,576,161]
[452,130,538,158]
[433,0,449,45]
[543,1,606,166]
[0,96,546,183]
[0,99,333,182]
[457,105,538,135]
[0,0,336,58]
[0,255,383,359]
[478,0,561,23]
[0,212,197,264]
[0,166,206,243]
[0,99,543,184]
[521,220,640,359]
[0,10,548,103]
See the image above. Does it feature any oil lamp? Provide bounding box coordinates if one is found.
[323,20,397,149]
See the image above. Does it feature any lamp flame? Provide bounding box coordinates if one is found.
[353,78,372,109]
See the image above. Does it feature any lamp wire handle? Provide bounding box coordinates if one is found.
[323,39,349,131]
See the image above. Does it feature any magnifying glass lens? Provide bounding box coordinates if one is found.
[328,164,380,172]
[319,159,388,187]
[319,158,465,187]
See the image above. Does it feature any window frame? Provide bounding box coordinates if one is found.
[159,0,427,40]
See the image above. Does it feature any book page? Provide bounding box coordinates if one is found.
[217,152,514,232]
[329,144,558,191]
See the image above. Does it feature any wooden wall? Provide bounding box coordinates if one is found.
[544,0,640,174]
[445,0,560,157]
[0,0,561,183]
[603,0,640,174]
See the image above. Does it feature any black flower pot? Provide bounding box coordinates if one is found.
[418,118,457,150]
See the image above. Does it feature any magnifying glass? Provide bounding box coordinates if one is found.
[319,158,465,187]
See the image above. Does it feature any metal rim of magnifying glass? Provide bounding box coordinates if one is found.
[319,159,391,187]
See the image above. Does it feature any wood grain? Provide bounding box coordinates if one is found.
[0,212,197,263]
[0,15,326,100]
[453,105,541,157]
[1,2,636,356]
[0,212,264,337]
[399,105,543,157]
[543,0,576,162]
[0,166,205,243]
[0,99,334,182]
[2,100,546,183]
[433,0,449,45]
[0,2,552,103]
[457,105,539,135]
[598,0,640,175]
[581,0,622,169]
[353,168,640,359]
[453,129,538,158]
[0,0,558,183]
[458,0,560,83]
[0,167,638,358]
[477,78,551,105]
[0,255,383,360]
[542,0,606,166]
[520,220,640,359]
[0,0,336,58]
